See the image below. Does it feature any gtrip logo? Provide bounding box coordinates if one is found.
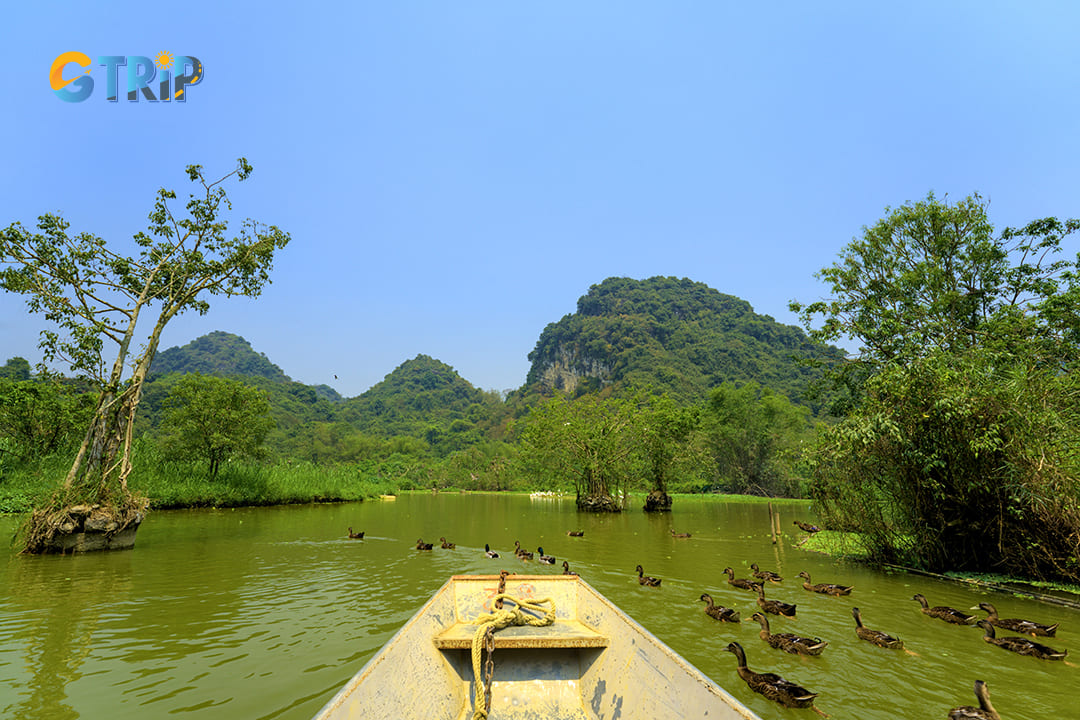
[50,52,203,103]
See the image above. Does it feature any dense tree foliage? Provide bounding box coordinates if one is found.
[0,376,94,463]
[697,382,814,498]
[159,374,275,477]
[517,394,642,511]
[794,193,1080,582]
[526,276,845,407]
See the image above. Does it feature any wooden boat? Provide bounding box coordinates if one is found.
[313,574,763,720]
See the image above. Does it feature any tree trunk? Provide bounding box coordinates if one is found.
[576,493,622,512]
[643,489,672,512]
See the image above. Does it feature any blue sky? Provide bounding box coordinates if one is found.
[2,3,1078,397]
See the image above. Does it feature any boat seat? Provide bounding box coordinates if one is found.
[434,619,609,650]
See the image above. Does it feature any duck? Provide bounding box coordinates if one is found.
[975,602,1059,637]
[912,593,975,624]
[750,612,827,656]
[976,620,1067,660]
[347,527,364,539]
[723,566,764,593]
[750,563,783,583]
[755,584,797,617]
[562,560,578,576]
[537,547,555,564]
[415,538,434,550]
[566,530,585,537]
[797,571,853,596]
[948,680,1000,720]
[513,541,534,560]
[699,593,740,623]
[484,543,499,558]
[851,607,903,649]
[635,564,661,587]
[723,641,819,709]
[793,520,821,533]
[439,536,456,549]
[670,529,692,538]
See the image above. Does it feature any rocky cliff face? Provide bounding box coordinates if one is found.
[531,345,612,393]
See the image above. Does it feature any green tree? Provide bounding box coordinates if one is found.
[159,374,274,477]
[0,357,32,381]
[792,193,1080,581]
[0,159,289,552]
[639,393,700,511]
[697,382,811,497]
[517,394,641,511]
[0,378,94,462]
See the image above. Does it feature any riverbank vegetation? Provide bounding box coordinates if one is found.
[3,192,1079,584]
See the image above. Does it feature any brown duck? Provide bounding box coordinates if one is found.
[636,564,661,587]
[948,680,1000,720]
[797,571,852,596]
[439,536,456,549]
[415,538,433,550]
[750,563,783,583]
[912,594,975,624]
[976,620,1066,660]
[561,560,578,576]
[699,593,740,622]
[750,612,827,656]
[852,607,903,649]
[723,641,820,710]
[347,527,364,539]
[975,602,1058,637]
[723,566,764,593]
[793,520,821,533]
[755,584,797,618]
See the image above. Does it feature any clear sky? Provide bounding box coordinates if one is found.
[2,3,1078,397]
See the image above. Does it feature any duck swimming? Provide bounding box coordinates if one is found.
[723,641,819,710]
[636,564,661,587]
[912,593,975,624]
[513,541,534,560]
[750,563,783,583]
[851,607,903,649]
[750,612,827,656]
[537,547,555,564]
[976,620,1067,660]
[975,602,1059,637]
[670,529,692,538]
[797,571,853,596]
[948,680,1000,720]
[562,560,578,576]
[793,520,821,533]
[347,527,364,539]
[723,567,764,592]
[415,538,433,550]
[566,530,584,537]
[484,543,499,558]
[755,585,797,617]
[439,536,456,549]
[699,593,740,622]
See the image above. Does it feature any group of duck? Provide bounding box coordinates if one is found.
[667,561,1063,718]
[348,524,1059,717]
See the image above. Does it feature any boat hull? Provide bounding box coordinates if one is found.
[313,574,761,720]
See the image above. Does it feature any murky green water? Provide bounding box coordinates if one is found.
[0,493,1075,719]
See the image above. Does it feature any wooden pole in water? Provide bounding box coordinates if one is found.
[774,507,782,539]
[768,502,777,544]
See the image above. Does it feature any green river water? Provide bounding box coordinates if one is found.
[0,493,1075,719]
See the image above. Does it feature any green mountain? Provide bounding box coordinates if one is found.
[151,331,292,383]
[525,276,845,407]
[340,355,502,448]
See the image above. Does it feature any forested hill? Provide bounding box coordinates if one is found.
[151,331,292,383]
[525,276,846,406]
[340,355,502,441]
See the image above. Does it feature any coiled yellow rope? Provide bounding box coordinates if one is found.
[470,594,556,720]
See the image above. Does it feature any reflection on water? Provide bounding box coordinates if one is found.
[0,494,1077,719]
